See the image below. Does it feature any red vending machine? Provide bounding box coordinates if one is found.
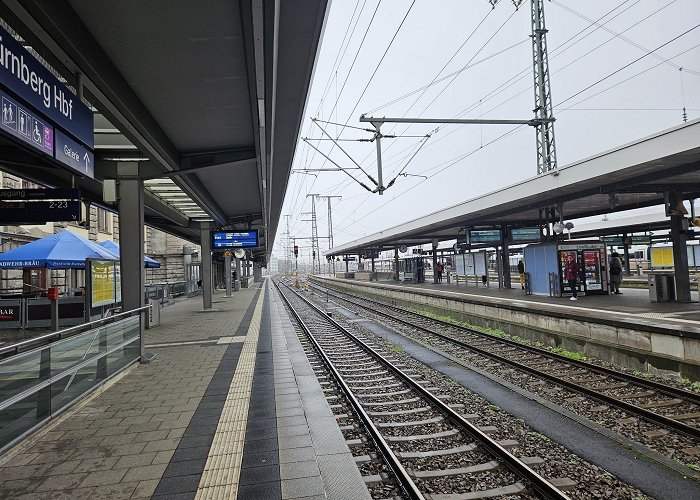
[558,243,608,296]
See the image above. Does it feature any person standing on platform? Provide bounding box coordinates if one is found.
[436,262,444,283]
[517,259,525,290]
[609,252,623,294]
[564,254,580,301]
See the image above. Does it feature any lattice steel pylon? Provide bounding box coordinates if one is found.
[317,195,341,274]
[305,194,321,274]
[529,0,557,174]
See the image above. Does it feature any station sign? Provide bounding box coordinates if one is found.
[342,257,356,262]
[0,26,93,148]
[212,230,259,249]
[0,188,80,200]
[469,229,502,244]
[54,129,94,178]
[0,200,80,223]
[1,90,53,156]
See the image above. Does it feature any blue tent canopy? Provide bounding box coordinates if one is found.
[0,230,118,269]
[98,240,161,269]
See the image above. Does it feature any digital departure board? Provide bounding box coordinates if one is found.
[212,230,259,249]
[469,229,502,244]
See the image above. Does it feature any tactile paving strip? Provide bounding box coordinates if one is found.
[195,286,266,499]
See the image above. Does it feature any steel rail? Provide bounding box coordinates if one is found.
[274,281,423,500]
[278,280,570,500]
[311,282,700,439]
[315,282,700,405]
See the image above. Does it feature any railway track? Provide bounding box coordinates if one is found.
[308,280,700,444]
[275,279,573,500]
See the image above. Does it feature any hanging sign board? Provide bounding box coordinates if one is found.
[0,188,80,200]
[0,200,80,223]
[54,129,94,178]
[0,26,94,148]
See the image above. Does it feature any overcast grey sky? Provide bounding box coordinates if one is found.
[274,0,700,258]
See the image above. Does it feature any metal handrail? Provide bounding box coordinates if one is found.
[0,305,150,358]
[0,330,140,413]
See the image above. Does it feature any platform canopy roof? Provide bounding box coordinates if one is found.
[327,118,700,257]
[0,0,329,262]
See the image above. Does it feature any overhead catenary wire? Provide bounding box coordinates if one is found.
[362,7,521,179]
[287,1,373,231]
[306,0,647,223]
[325,3,519,202]
[281,1,700,252]
[332,33,700,237]
[552,0,700,76]
[299,0,418,205]
[409,0,689,158]
[557,24,700,108]
[318,0,660,227]
[289,0,386,234]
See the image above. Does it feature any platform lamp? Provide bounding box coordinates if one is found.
[564,222,574,240]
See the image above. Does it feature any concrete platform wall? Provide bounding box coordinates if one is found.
[314,277,700,382]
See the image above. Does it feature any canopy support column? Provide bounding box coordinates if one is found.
[394,247,400,281]
[117,164,149,362]
[225,254,232,296]
[200,221,214,309]
[669,193,691,301]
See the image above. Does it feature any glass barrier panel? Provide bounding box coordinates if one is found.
[0,315,141,452]
[0,348,47,404]
[0,391,44,449]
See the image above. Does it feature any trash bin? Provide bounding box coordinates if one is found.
[648,272,675,302]
[524,272,532,295]
[148,298,161,327]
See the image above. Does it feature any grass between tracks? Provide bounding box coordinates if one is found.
[411,308,587,362]
[412,308,700,394]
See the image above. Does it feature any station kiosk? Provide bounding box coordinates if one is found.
[523,241,609,296]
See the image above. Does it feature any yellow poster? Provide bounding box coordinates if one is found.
[650,247,674,268]
[92,261,116,306]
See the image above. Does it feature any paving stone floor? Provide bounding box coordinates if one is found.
[0,287,260,499]
[0,281,370,500]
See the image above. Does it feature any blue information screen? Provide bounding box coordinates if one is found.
[511,227,541,242]
[212,230,259,249]
[469,229,502,244]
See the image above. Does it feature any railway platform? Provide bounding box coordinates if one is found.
[0,279,370,500]
[413,278,700,324]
